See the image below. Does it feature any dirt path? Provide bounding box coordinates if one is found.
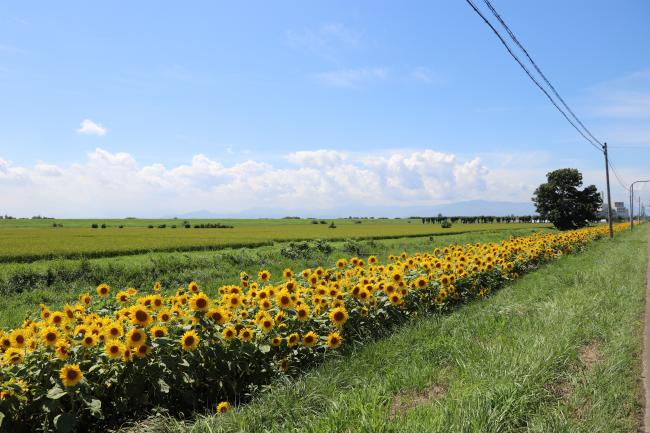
[641,228,650,433]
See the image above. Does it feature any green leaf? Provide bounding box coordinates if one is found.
[86,398,102,416]
[0,411,4,427]
[54,412,75,433]
[47,385,68,400]
[158,378,170,394]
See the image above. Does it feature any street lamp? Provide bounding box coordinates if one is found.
[630,180,650,230]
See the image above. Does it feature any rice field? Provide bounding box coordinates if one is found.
[0,219,545,263]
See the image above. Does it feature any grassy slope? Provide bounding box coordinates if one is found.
[0,228,544,329]
[0,220,544,262]
[134,225,648,433]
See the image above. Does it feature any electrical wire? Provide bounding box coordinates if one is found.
[464,0,603,152]
[481,0,603,147]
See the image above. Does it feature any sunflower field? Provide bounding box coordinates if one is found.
[0,223,629,432]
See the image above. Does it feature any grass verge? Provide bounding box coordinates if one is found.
[127,225,648,433]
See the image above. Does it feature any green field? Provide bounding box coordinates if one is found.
[126,224,648,433]
[0,226,549,328]
[0,218,546,263]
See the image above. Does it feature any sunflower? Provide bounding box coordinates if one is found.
[276,291,294,310]
[9,329,27,348]
[282,268,293,279]
[105,323,124,340]
[157,309,172,323]
[258,317,274,333]
[328,307,349,327]
[271,336,282,346]
[134,344,151,358]
[126,328,147,347]
[3,348,23,365]
[96,283,110,298]
[389,293,402,306]
[225,294,242,309]
[151,326,168,339]
[122,347,133,363]
[81,334,97,348]
[222,327,236,341]
[238,328,253,342]
[258,270,271,282]
[216,401,231,413]
[40,326,60,347]
[207,308,228,325]
[259,298,272,311]
[153,281,162,291]
[130,306,152,327]
[286,332,300,348]
[189,293,210,312]
[302,331,318,348]
[55,340,70,360]
[60,364,83,387]
[180,330,199,351]
[49,312,65,327]
[336,259,347,269]
[295,304,311,321]
[105,341,124,359]
[79,293,91,306]
[116,291,130,305]
[278,358,289,372]
[327,332,343,349]
[187,281,198,293]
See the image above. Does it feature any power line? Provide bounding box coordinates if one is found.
[607,159,629,191]
[480,0,603,147]
[464,0,603,152]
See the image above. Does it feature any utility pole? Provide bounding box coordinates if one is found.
[604,143,614,239]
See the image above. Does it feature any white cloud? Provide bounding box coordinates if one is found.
[0,147,558,217]
[314,67,388,88]
[286,23,360,61]
[410,67,433,83]
[76,119,107,136]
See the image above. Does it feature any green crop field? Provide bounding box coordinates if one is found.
[0,226,549,328]
[0,218,546,263]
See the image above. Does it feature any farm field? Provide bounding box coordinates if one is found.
[0,219,546,263]
[129,223,649,433]
[0,226,548,328]
[0,222,632,432]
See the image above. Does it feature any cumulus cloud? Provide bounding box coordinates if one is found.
[0,147,540,217]
[76,119,107,136]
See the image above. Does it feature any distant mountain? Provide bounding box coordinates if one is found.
[169,200,536,219]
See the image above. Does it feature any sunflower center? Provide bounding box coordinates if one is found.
[135,310,148,322]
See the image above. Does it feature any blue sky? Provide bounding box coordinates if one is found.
[1,1,649,217]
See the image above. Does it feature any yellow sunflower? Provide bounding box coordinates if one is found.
[60,364,83,387]
[151,326,168,339]
[222,327,236,341]
[96,283,110,297]
[216,401,231,413]
[105,341,124,359]
[328,307,349,327]
[40,326,60,347]
[327,332,342,349]
[126,328,147,347]
[130,306,152,327]
[238,328,253,342]
[189,293,210,312]
[302,331,318,348]
[178,330,198,351]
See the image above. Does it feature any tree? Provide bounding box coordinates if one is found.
[532,168,602,230]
